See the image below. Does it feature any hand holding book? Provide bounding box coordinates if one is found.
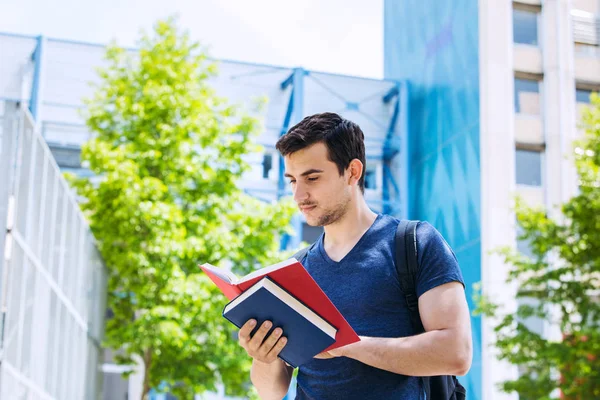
[221,276,337,367]
[237,318,288,365]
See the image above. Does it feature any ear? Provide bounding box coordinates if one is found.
[346,159,364,187]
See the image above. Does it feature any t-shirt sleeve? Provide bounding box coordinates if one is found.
[415,221,465,298]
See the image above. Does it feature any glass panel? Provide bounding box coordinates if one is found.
[516,149,542,186]
[576,88,592,104]
[574,42,600,56]
[18,259,35,375]
[513,9,539,45]
[48,144,82,169]
[516,223,535,259]
[514,78,541,115]
[365,169,377,190]
[518,297,544,334]
[16,127,33,236]
[262,153,272,179]
[4,242,24,365]
[46,291,58,392]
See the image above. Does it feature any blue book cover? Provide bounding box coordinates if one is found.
[223,277,337,368]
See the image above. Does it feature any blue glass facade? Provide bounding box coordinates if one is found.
[384,1,482,398]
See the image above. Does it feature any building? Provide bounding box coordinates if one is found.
[384,0,599,399]
[0,102,108,398]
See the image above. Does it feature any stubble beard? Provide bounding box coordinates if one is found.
[310,195,351,227]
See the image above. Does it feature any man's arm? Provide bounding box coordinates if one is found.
[251,359,294,400]
[239,319,293,400]
[323,281,472,376]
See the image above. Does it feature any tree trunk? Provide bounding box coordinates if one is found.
[141,349,152,400]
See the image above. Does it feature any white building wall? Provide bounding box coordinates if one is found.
[479,1,520,399]
[542,0,580,210]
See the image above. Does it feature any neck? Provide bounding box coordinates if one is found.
[323,194,378,247]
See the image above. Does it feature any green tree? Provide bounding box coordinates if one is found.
[475,94,600,399]
[69,18,297,399]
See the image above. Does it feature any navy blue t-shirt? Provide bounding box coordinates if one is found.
[295,214,464,400]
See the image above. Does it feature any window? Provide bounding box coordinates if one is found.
[572,9,600,55]
[364,162,380,191]
[576,88,592,104]
[575,87,597,120]
[517,297,544,336]
[365,169,377,190]
[302,222,323,244]
[516,149,542,186]
[514,78,541,115]
[574,42,600,56]
[513,9,539,46]
[262,153,273,179]
[48,144,82,169]
[516,300,545,377]
[517,238,534,259]
[516,223,535,259]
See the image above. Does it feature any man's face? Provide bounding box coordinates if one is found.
[284,142,351,227]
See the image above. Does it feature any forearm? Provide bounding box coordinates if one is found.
[342,329,471,377]
[250,358,293,400]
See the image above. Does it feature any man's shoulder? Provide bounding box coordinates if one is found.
[415,221,440,244]
[385,216,438,243]
[388,218,452,257]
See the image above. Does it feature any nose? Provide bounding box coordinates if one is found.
[293,182,309,204]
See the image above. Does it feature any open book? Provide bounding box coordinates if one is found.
[199,258,360,352]
[200,258,299,297]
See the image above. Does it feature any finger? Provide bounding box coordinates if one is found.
[265,336,288,362]
[238,319,257,345]
[248,321,273,351]
[258,327,283,357]
[313,351,333,359]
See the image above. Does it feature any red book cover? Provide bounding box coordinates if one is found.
[199,258,360,351]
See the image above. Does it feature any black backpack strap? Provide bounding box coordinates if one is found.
[396,220,465,399]
[395,220,423,333]
[395,220,431,399]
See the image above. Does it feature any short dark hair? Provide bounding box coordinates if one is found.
[275,112,366,193]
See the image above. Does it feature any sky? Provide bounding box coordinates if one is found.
[0,0,384,78]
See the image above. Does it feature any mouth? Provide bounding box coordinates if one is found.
[299,205,317,213]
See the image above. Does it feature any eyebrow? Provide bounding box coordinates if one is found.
[284,169,324,178]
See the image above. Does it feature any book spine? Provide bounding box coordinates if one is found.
[278,354,298,369]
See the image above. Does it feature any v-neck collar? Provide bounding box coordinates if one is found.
[317,213,383,265]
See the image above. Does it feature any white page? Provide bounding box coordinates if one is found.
[200,263,238,283]
[237,258,299,284]
[202,258,300,285]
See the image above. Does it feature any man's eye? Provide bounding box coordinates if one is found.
[307,177,318,181]
[289,180,296,184]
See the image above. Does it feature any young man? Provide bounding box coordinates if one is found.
[237,112,472,399]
